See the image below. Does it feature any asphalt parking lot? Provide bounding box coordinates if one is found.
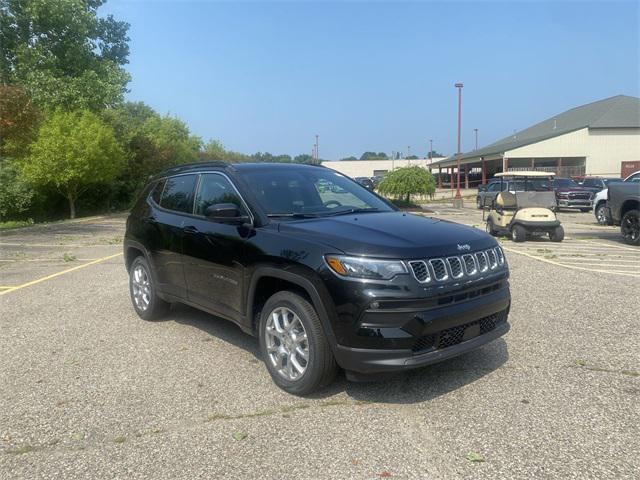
[1,208,638,479]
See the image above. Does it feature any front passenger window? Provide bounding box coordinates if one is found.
[194,173,247,217]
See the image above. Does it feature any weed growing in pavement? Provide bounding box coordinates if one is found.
[63,252,76,262]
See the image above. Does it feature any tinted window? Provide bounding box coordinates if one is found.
[241,168,392,215]
[160,175,197,213]
[150,179,165,204]
[554,178,579,188]
[626,172,640,182]
[194,173,247,217]
[487,182,502,192]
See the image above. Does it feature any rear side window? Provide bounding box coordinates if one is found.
[160,175,197,213]
[150,179,166,204]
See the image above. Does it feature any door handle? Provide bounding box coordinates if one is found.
[183,225,198,234]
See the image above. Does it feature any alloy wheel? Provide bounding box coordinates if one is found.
[131,264,151,311]
[596,206,608,225]
[264,307,309,381]
[621,214,639,242]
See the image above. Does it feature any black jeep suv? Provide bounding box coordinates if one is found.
[124,162,511,394]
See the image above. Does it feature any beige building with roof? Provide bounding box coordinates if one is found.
[431,95,640,186]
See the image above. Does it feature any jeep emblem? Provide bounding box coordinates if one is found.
[457,244,471,251]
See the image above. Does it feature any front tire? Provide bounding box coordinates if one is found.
[129,256,170,320]
[549,225,565,242]
[486,219,498,237]
[620,210,640,246]
[259,291,337,395]
[511,224,527,242]
[595,202,611,225]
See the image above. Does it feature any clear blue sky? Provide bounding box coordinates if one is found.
[103,1,639,159]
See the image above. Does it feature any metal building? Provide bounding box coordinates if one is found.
[431,95,640,186]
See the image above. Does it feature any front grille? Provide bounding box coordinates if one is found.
[447,257,464,279]
[408,248,504,284]
[412,310,507,353]
[569,192,590,200]
[429,259,448,281]
[408,261,430,283]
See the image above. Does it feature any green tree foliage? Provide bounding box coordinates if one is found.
[1,0,131,111]
[428,150,446,158]
[293,154,314,164]
[0,160,33,220]
[340,156,358,161]
[0,84,42,157]
[360,151,388,160]
[22,110,125,218]
[377,165,436,202]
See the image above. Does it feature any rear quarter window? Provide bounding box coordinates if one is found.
[150,179,166,204]
[159,175,198,213]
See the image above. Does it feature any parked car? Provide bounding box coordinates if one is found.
[354,176,374,190]
[579,176,622,194]
[553,178,594,212]
[593,171,640,225]
[370,175,384,188]
[124,162,511,394]
[607,180,640,245]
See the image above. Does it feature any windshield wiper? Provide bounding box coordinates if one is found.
[322,207,382,216]
[267,213,322,218]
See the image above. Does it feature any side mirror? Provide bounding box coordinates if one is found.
[204,203,251,225]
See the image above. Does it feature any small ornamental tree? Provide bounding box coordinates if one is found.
[23,110,125,218]
[377,165,436,203]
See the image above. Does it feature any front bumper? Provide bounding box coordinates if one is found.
[557,199,592,208]
[332,283,511,374]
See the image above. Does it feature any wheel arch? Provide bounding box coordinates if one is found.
[247,266,338,349]
[620,199,639,219]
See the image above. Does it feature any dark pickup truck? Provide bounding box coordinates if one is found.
[607,182,640,245]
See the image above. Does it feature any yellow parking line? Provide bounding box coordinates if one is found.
[0,252,123,296]
[503,247,640,278]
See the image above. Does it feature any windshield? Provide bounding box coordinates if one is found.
[241,168,394,217]
[554,178,579,188]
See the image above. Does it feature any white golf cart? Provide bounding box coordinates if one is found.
[482,171,564,243]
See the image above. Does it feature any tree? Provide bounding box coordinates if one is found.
[406,155,419,160]
[294,154,313,164]
[22,110,125,218]
[377,165,436,203]
[0,85,41,157]
[0,160,33,220]
[340,156,358,161]
[428,150,446,158]
[1,0,131,111]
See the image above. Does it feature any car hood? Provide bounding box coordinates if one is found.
[276,211,496,258]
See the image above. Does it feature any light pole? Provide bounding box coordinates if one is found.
[454,83,464,207]
[315,134,319,163]
[429,139,433,162]
[474,128,478,150]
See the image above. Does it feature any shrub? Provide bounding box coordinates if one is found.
[377,166,436,202]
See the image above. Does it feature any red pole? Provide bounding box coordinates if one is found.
[455,83,463,201]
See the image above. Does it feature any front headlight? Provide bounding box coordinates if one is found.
[325,255,407,280]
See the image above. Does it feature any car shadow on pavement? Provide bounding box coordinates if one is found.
[165,303,509,405]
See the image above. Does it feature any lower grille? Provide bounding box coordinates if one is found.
[412,310,507,353]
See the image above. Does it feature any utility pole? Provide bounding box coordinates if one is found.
[429,139,433,162]
[315,134,319,163]
[453,83,464,207]
[474,128,478,150]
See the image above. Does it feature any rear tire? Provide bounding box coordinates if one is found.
[620,210,640,246]
[259,291,337,395]
[129,256,170,320]
[511,224,527,242]
[549,225,564,242]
